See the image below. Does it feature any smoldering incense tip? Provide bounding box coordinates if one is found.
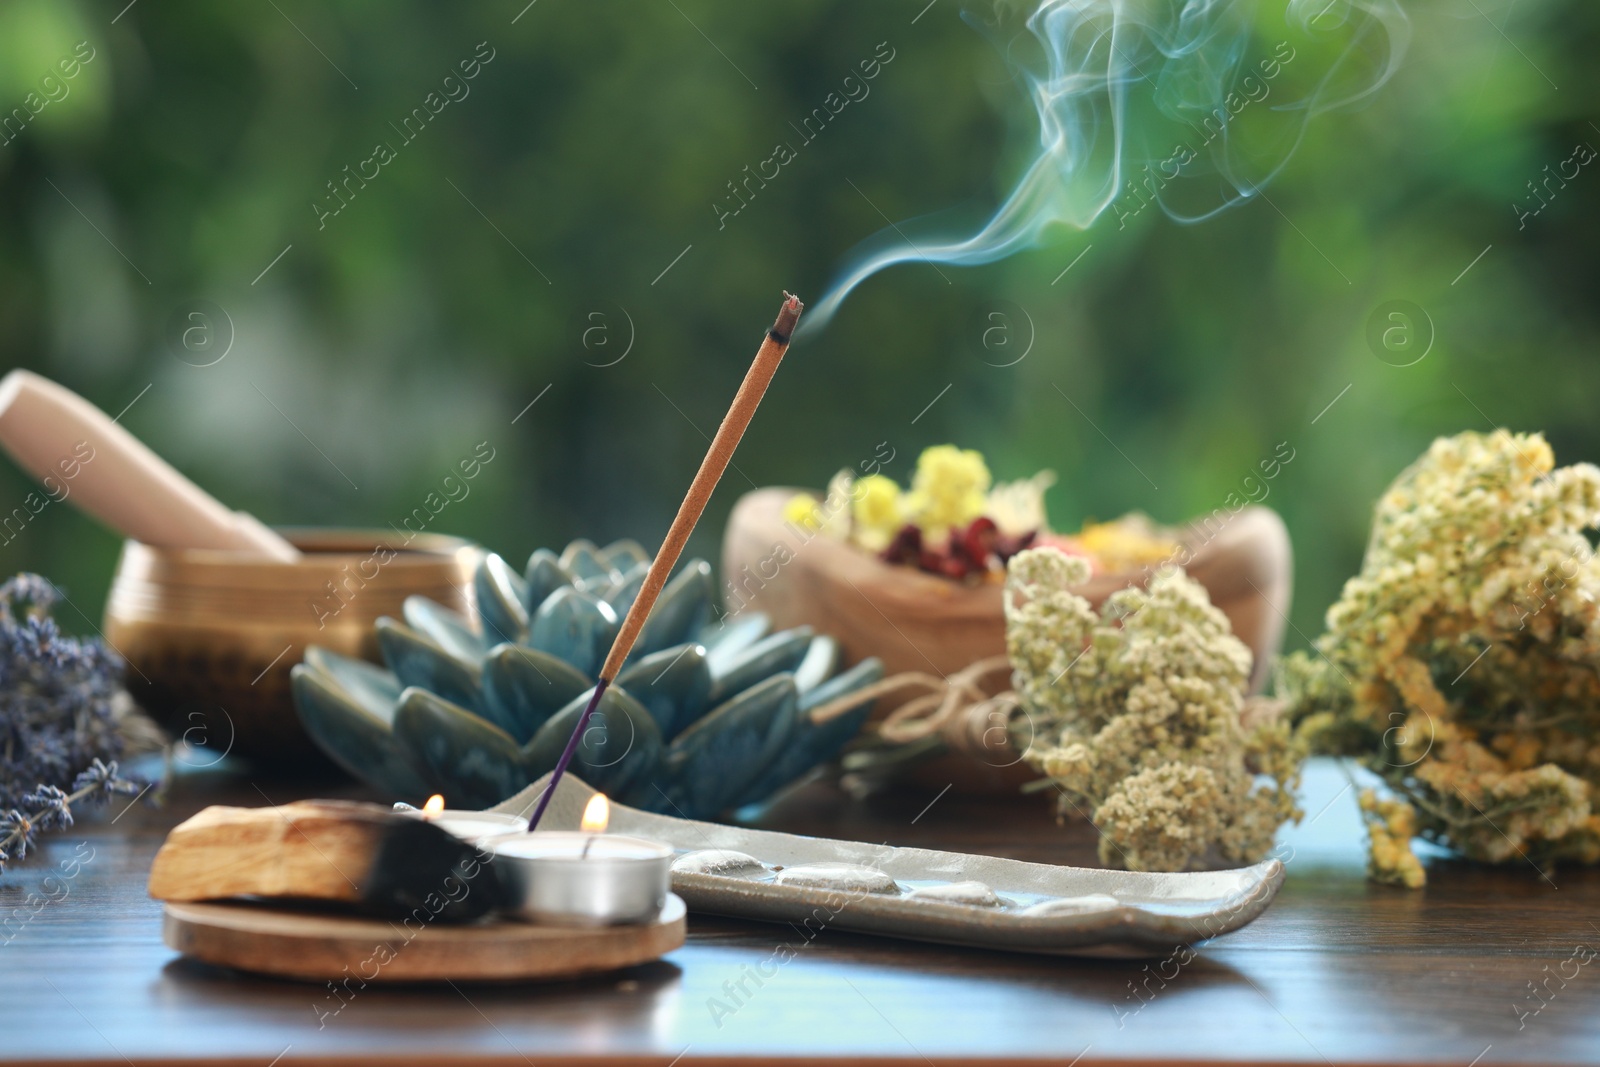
[771,291,804,345]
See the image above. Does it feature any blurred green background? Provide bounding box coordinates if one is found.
[0,0,1594,649]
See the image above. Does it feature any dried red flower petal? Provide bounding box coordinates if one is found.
[879,517,1041,582]
[881,524,925,567]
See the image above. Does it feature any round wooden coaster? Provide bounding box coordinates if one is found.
[163,894,686,983]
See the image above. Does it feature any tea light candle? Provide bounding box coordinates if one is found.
[394,795,525,843]
[483,795,672,926]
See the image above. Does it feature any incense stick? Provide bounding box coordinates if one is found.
[526,292,804,830]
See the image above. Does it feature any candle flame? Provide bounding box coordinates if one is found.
[580,793,610,834]
[422,794,445,816]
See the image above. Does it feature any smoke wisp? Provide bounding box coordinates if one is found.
[804,0,1409,332]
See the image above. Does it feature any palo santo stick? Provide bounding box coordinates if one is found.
[148,801,504,921]
[526,292,803,830]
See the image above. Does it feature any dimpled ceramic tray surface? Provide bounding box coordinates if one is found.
[493,773,1285,959]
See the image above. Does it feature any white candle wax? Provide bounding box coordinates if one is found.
[489,832,672,862]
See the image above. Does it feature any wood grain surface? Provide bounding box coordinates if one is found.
[2,757,1595,1066]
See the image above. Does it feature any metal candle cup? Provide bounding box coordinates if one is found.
[486,832,673,926]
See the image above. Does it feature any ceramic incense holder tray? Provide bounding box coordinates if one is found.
[494,773,1284,959]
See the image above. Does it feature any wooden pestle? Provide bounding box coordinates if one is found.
[0,370,300,560]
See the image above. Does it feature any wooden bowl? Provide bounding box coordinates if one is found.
[721,489,1293,793]
[103,528,481,768]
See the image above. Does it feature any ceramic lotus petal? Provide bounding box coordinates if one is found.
[291,539,882,817]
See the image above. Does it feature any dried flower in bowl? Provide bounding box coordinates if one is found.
[786,444,1178,583]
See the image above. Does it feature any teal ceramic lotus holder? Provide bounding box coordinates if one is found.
[290,538,882,818]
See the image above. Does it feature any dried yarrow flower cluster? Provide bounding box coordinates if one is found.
[0,574,141,874]
[1281,430,1600,886]
[1006,547,1301,871]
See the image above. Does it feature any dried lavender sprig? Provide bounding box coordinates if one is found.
[0,573,129,811]
[0,758,143,874]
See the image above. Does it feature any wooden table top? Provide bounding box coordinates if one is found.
[3,755,1595,1067]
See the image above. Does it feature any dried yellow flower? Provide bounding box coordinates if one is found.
[1359,789,1426,888]
[904,444,991,538]
[851,474,903,551]
[783,493,824,533]
[1282,430,1600,885]
[1075,513,1180,574]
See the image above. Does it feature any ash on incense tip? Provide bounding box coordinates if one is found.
[771,291,804,343]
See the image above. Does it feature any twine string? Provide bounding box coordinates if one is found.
[806,654,1022,758]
